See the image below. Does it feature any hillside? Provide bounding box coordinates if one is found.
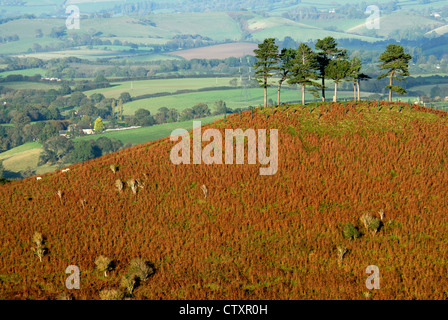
[1,101,448,300]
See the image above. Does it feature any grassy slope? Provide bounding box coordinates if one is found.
[1,101,447,300]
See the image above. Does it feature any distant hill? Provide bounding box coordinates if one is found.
[1,101,447,300]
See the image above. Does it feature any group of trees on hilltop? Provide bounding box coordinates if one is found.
[253,37,412,107]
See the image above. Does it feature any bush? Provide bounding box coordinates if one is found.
[99,289,124,300]
[120,273,137,296]
[127,258,154,281]
[342,223,361,240]
[95,255,114,277]
[360,212,381,235]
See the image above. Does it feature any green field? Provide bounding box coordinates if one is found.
[121,86,372,115]
[0,81,61,90]
[85,77,236,99]
[76,115,223,145]
[0,68,46,77]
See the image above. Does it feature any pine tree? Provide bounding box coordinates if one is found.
[315,37,347,101]
[288,43,320,106]
[276,48,296,105]
[377,44,412,102]
[325,59,350,102]
[253,38,280,108]
[347,57,370,101]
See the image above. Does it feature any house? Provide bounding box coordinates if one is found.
[444,96,448,102]
[59,130,68,137]
[82,129,94,135]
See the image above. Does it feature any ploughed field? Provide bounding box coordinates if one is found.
[0,101,447,300]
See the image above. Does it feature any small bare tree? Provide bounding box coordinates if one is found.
[127,179,138,195]
[57,190,63,204]
[115,179,124,193]
[360,212,381,235]
[31,232,47,262]
[95,255,113,277]
[128,258,154,282]
[378,209,385,220]
[121,273,137,296]
[110,164,118,174]
[201,184,208,199]
[337,245,348,266]
[80,199,86,210]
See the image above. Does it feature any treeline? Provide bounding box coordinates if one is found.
[38,136,126,168]
[253,36,413,106]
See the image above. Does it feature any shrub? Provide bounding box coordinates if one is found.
[336,245,348,266]
[95,255,113,277]
[360,212,381,235]
[127,258,154,281]
[31,232,47,262]
[120,273,137,296]
[99,289,124,300]
[342,223,361,240]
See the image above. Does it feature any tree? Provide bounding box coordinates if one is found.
[277,48,296,105]
[119,92,132,103]
[315,36,347,101]
[377,44,412,102]
[288,43,320,105]
[347,57,370,101]
[325,59,350,102]
[430,85,442,99]
[94,117,104,133]
[253,38,280,107]
[213,100,228,115]
[39,136,74,165]
[192,103,211,118]
[70,140,95,163]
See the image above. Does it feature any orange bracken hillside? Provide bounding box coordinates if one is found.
[0,101,447,300]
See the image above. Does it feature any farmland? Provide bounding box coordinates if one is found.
[0,102,447,299]
[0,115,223,178]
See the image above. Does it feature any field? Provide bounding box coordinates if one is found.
[83,78,236,100]
[121,87,373,115]
[0,142,58,178]
[0,101,447,300]
[0,69,47,77]
[75,115,223,145]
[169,43,259,60]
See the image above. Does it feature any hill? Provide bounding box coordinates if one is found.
[0,101,448,300]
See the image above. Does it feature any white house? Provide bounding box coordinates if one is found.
[82,129,94,135]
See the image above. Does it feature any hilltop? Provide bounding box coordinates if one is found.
[0,101,448,300]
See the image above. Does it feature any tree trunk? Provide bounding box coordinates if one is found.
[322,77,326,102]
[264,84,267,108]
[357,81,360,102]
[333,82,338,102]
[389,72,393,103]
[354,81,357,101]
[277,81,282,106]
[302,85,305,105]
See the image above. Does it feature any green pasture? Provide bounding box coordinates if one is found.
[85,77,236,99]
